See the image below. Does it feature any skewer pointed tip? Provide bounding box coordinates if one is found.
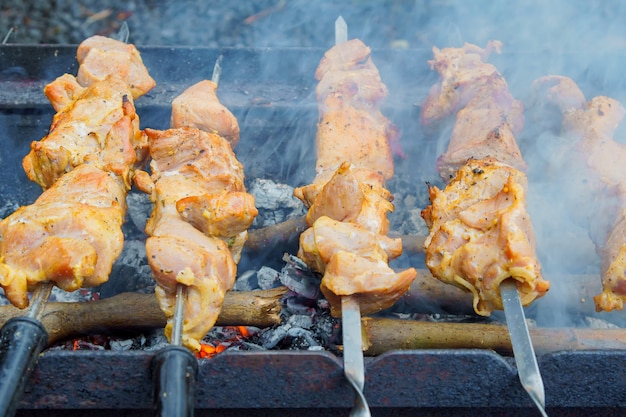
[212,54,224,85]
[335,16,348,45]
[114,22,130,43]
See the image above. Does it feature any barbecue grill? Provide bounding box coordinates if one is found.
[1,42,625,417]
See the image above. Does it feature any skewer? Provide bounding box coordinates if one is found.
[0,23,141,417]
[153,53,225,417]
[334,16,371,417]
[0,28,54,417]
[500,280,549,416]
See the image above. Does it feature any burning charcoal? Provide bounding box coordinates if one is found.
[256,266,282,290]
[248,178,307,227]
[279,254,320,299]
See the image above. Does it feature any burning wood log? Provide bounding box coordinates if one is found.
[361,317,626,356]
[0,288,285,346]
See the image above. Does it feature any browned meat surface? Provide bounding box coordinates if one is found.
[0,165,126,308]
[76,35,156,99]
[294,39,417,317]
[420,41,526,181]
[170,80,240,147]
[136,126,256,351]
[420,42,547,315]
[530,75,626,311]
[23,75,147,190]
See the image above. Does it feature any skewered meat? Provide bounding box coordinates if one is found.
[1,39,153,309]
[294,38,417,317]
[420,41,548,316]
[0,164,126,308]
[421,158,546,314]
[76,35,156,99]
[528,75,626,311]
[136,89,257,350]
[23,75,147,190]
[421,41,526,181]
[170,80,240,147]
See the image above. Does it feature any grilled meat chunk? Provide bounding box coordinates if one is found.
[0,165,126,308]
[421,41,526,181]
[170,80,240,147]
[420,42,547,315]
[76,35,156,99]
[136,127,257,351]
[295,39,417,317]
[530,75,626,311]
[422,159,548,314]
[23,75,147,190]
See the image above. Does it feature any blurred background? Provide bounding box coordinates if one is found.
[2,0,626,50]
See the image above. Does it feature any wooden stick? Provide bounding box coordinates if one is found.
[245,215,308,252]
[0,288,286,346]
[361,316,626,356]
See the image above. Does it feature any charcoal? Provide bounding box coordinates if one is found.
[286,314,313,330]
[232,269,259,291]
[248,178,307,228]
[278,254,320,299]
[256,266,282,290]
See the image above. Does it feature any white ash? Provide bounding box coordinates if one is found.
[583,316,620,329]
[256,266,281,290]
[247,178,307,227]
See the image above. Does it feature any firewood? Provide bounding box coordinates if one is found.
[0,287,286,345]
[360,317,626,356]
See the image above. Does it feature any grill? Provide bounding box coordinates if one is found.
[1,44,625,417]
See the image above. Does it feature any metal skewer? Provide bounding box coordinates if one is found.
[500,279,549,417]
[153,53,225,417]
[333,16,371,417]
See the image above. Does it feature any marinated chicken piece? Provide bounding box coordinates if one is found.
[420,42,547,315]
[420,41,514,127]
[136,127,257,351]
[299,216,413,316]
[76,35,156,99]
[0,165,126,308]
[588,183,626,312]
[301,162,393,235]
[23,75,147,190]
[420,41,525,180]
[530,76,626,311]
[313,40,395,182]
[170,80,240,147]
[422,159,548,314]
[294,39,417,317]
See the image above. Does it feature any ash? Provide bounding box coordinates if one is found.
[231,254,340,353]
[247,178,307,228]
